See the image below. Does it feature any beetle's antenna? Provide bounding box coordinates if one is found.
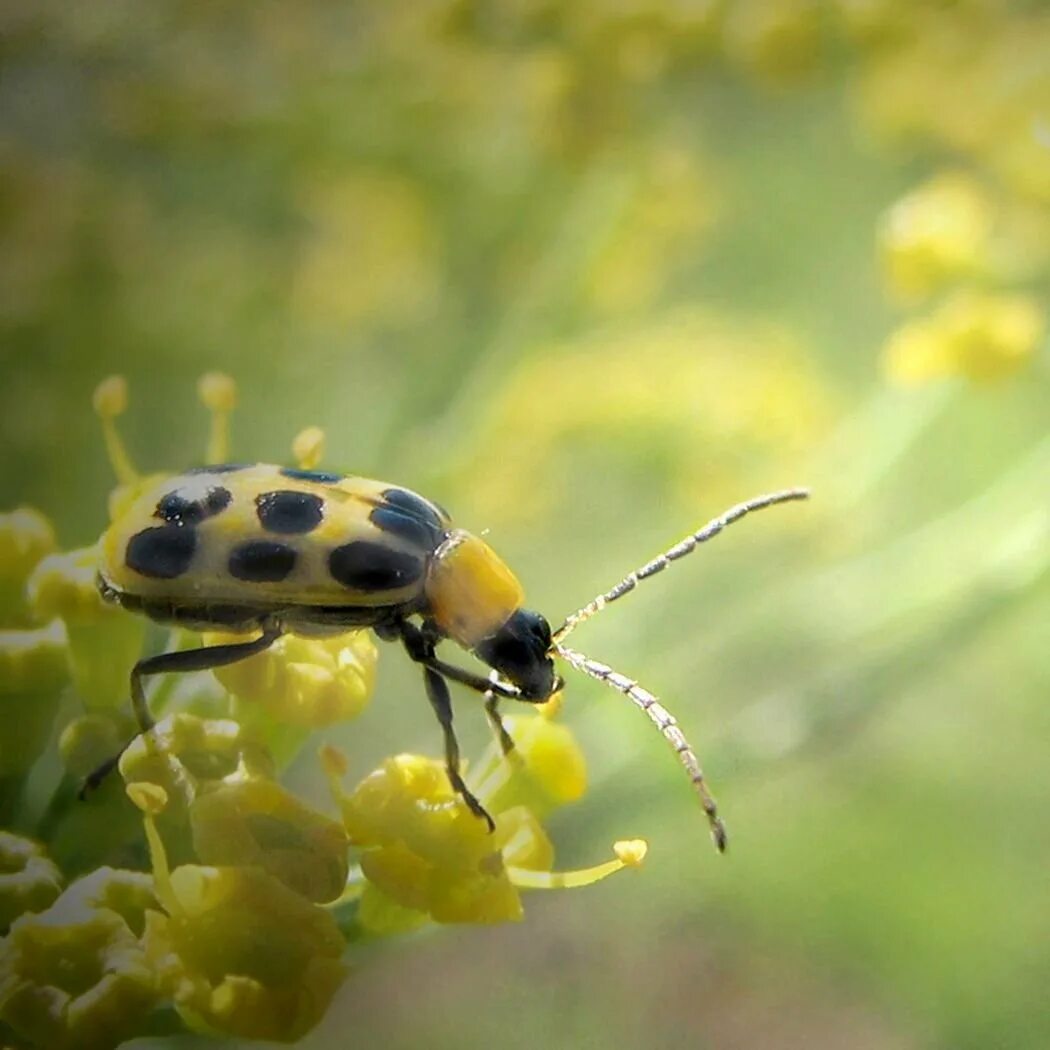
[553,488,809,643]
[555,642,727,853]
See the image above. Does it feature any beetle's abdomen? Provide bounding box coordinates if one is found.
[100,465,450,610]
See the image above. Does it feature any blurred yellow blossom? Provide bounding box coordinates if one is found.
[722,0,824,83]
[853,7,1050,205]
[292,172,439,329]
[584,148,719,314]
[449,308,831,525]
[883,289,1046,385]
[878,172,994,301]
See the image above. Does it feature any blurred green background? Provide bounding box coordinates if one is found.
[2,2,1048,1049]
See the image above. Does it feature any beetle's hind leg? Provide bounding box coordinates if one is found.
[79,620,282,798]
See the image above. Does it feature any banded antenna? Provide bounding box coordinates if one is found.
[552,487,810,852]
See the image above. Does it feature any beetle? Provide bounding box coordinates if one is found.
[89,460,808,850]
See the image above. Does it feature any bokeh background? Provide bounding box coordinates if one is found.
[2,2,1048,1048]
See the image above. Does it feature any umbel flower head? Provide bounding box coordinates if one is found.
[0,373,653,1049]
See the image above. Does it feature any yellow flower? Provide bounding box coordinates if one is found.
[0,621,68,775]
[0,871,159,1050]
[878,172,994,301]
[118,712,275,822]
[26,546,146,710]
[128,783,347,1043]
[0,507,56,626]
[884,290,1046,385]
[189,778,349,903]
[322,717,643,929]
[0,831,63,930]
[207,629,377,731]
[471,709,588,819]
[722,0,824,83]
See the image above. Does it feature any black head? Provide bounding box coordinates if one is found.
[473,608,559,701]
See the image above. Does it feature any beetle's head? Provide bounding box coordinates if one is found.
[473,608,560,700]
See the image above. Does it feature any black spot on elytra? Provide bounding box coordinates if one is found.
[126,525,197,579]
[329,541,424,592]
[280,467,342,484]
[228,540,298,582]
[155,485,231,525]
[186,463,251,475]
[380,488,446,529]
[255,490,325,534]
[369,506,443,550]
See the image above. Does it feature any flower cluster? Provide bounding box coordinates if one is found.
[0,377,643,1048]
[851,5,1049,384]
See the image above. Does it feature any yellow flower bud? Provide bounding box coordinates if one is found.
[475,714,588,818]
[92,375,138,485]
[0,507,56,625]
[119,713,276,818]
[189,778,349,903]
[92,375,128,419]
[209,629,377,730]
[197,371,238,413]
[26,546,146,709]
[198,372,238,464]
[0,831,63,929]
[0,622,68,774]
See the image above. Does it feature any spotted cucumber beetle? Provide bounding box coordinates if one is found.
[87,457,807,851]
[84,378,808,849]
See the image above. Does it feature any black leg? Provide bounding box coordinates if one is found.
[79,621,282,798]
[423,666,495,832]
[396,619,520,700]
[484,691,516,757]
